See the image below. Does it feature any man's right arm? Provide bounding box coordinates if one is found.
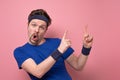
[21,56,56,78]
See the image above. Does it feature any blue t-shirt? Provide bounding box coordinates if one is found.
[14,38,74,80]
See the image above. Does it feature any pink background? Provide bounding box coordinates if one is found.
[0,0,120,80]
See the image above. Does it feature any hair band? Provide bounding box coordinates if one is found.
[28,15,49,24]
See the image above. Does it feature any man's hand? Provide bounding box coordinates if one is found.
[83,25,93,48]
[58,30,71,53]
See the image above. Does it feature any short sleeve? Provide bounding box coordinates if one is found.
[62,47,74,60]
[14,48,30,69]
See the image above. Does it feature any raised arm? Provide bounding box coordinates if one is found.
[66,25,93,71]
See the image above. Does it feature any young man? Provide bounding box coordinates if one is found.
[14,9,93,80]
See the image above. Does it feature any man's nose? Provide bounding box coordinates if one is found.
[35,27,39,32]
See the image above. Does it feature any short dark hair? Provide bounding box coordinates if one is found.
[28,9,52,27]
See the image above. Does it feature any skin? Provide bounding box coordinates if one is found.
[22,19,93,78]
[28,19,47,45]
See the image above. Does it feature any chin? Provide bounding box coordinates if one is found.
[30,40,39,45]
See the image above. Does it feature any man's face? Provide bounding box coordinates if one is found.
[28,19,47,45]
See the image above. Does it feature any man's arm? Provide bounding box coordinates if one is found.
[21,56,56,78]
[66,53,88,71]
[66,25,93,71]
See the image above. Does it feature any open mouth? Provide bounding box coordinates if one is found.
[32,34,38,41]
[33,35,37,38]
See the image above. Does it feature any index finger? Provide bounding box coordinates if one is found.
[84,24,88,34]
[62,30,68,40]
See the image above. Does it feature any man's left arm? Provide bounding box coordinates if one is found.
[66,25,93,71]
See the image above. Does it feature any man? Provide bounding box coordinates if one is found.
[14,9,93,80]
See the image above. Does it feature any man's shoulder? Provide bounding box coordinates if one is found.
[14,43,28,52]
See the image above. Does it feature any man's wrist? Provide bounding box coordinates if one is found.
[51,49,62,61]
[57,47,64,53]
[81,46,91,56]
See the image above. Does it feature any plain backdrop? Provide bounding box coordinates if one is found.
[0,0,120,80]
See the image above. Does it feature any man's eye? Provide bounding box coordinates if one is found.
[40,25,47,30]
[31,24,37,27]
[40,26,45,30]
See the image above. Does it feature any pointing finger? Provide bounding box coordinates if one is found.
[84,24,88,34]
[62,30,68,40]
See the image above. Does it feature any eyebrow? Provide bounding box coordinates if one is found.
[30,21,36,24]
[31,22,47,26]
